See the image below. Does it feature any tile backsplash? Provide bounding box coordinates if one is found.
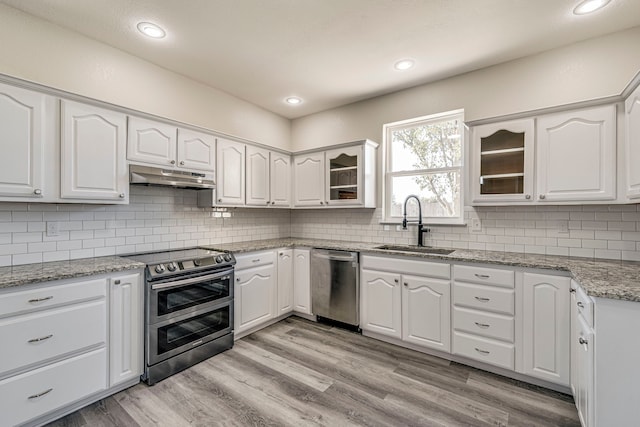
[2,187,640,266]
[0,186,291,267]
[290,205,640,262]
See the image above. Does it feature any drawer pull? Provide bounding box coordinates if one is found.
[28,296,53,303]
[474,296,490,302]
[577,301,584,308]
[252,259,261,263]
[474,274,490,279]
[475,347,490,355]
[474,322,490,328]
[28,388,53,400]
[28,334,53,343]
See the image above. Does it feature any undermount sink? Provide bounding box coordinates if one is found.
[374,245,455,255]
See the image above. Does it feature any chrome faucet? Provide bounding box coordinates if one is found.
[402,195,430,247]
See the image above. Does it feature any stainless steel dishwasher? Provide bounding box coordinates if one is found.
[311,249,359,327]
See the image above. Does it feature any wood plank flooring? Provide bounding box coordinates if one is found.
[47,317,580,427]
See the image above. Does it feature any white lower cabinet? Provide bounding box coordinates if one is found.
[571,280,594,427]
[277,249,294,315]
[293,248,312,315]
[235,251,277,335]
[108,273,143,388]
[522,273,570,386]
[360,255,451,351]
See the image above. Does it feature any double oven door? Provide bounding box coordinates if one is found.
[146,268,234,366]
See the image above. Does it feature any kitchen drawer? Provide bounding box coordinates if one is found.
[0,348,106,427]
[0,300,106,377]
[453,331,515,370]
[453,306,514,342]
[0,278,107,318]
[453,265,514,288]
[453,282,515,315]
[360,255,450,279]
[574,282,594,328]
[235,250,275,270]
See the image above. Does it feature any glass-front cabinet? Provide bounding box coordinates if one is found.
[325,146,361,205]
[471,119,534,203]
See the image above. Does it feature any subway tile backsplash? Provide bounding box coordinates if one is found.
[290,205,640,262]
[0,186,291,267]
[1,186,640,266]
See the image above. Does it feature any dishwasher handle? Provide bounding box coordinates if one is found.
[311,250,357,262]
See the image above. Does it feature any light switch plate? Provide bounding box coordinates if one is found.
[470,218,482,233]
[46,222,60,237]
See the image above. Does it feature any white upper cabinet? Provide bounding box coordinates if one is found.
[625,84,640,200]
[177,128,215,172]
[325,145,363,206]
[216,138,245,205]
[246,145,270,206]
[60,100,128,202]
[536,105,616,202]
[470,119,535,203]
[127,117,177,168]
[270,152,291,207]
[0,82,55,201]
[293,152,325,207]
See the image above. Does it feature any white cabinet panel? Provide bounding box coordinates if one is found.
[109,273,143,387]
[61,100,128,202]
[0,82,52,200]
[177,128,215,172]
[626,84,640,199]
[235,264,276,334]
[360,269,402,339]
[217,138,245,205]
[127,117,177,167]
[270,152,291,207]
[402,275,450,352]
[522,273,570,386]
[536,105,616,202]
[293,153,325,206]
[277,249,293,315]
[293,249,312,315]
[325,145,362,206]
[452,331,515,370]
[246,145,270,206]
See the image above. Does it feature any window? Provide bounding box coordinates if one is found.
[383,110,464,224]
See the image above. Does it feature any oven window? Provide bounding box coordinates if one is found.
[157,306,230,355]
[158,276,230,316]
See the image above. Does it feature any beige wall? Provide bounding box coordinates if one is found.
[291,26,640,151]
[0,4,291,150]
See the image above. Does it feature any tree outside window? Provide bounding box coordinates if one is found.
[384,110,464,224]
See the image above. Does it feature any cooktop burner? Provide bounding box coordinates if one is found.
[125,247,235,280]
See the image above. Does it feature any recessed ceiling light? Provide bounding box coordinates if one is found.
[137,22,166,39]
[285,97,302,105]
[394,59,415,71]
[573,0,611,15]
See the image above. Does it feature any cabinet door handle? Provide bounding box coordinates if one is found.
[578,337,588,346]
[236,277,240,282]
[28,388,53,400]
[325,201,329,205]
[320,201,324,205]
[475,348,490,355]
[474,322,490,328]
[33,189,42,195]
[119,193,125,198]
[114,279,121,285]
[266,201,270,205]
[577,301,584,308]
[180,161,185,166]
[474,296,490,302]
[170,160,176,165]
[28,334,53,343]
[28,296,53,303]
[218,199,222,203]
[403,282,408,287]
[271,201,275,205]
[474,274,490,279]
[539,194,546,200]
[570,288,576,294]
[525,194,531,199]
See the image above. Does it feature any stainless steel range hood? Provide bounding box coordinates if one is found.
[129,165,215,189]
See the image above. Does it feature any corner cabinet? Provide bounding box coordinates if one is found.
[536,105,616,202]
[60,100,128,203]
[625,83,640,200]
[293,140,378,208]
[470,119,535,204]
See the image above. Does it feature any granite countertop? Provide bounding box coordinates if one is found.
[0,256,145,290]
[203,238,640,303]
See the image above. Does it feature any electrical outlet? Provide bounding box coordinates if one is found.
[383,225,390,231]
[470,218,482,233]
[222,212,231,218]
[46,222,60,237]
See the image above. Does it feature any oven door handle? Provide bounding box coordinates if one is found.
[150,270,233,290]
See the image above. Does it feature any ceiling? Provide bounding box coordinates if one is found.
[3,0,640,119]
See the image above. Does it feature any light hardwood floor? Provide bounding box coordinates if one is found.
[47,317,580,426]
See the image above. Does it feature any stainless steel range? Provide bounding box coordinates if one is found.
[126,248,235,385]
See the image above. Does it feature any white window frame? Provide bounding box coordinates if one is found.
[382,109,465,225]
